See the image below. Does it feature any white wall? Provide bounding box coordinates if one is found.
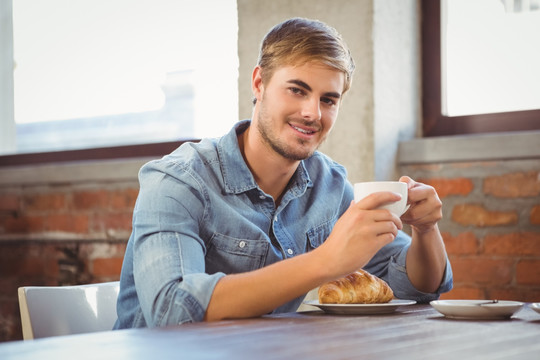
[373,0,420,180]
[237,0,420,183]
[0,0,16,153]
[237,0,377,183]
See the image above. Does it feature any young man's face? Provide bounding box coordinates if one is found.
[252,62,345,161]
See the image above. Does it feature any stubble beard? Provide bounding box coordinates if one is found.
[256,100,324,161]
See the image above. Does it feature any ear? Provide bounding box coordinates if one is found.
[251,66,264,102]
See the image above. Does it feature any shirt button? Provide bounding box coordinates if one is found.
[274,216,278,222]
[287,248,293,255]
[239,241,246,248]
[259,195,265,199]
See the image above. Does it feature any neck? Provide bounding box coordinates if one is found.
[238,126,298,204]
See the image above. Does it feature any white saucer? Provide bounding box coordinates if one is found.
[303,299,416,315]
[530,303,540,315]
[430,300,524,320]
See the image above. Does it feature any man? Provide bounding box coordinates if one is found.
[114,17,452,328]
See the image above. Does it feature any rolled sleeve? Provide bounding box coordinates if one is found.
[388,243,453,303]
[365,231,453,303]
[134,231,226,325]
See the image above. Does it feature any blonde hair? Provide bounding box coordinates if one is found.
[257,17,355,94]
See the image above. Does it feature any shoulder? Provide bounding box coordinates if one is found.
[304,151,348,179]
[143,138,219,175]
[134,138,223,200]
[167,138,220,166]
[134,139,222,208]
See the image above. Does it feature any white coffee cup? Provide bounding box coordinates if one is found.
[354,181,410,216]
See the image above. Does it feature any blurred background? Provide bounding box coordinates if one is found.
[0,0,539,342]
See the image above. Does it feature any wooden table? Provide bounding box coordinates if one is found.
[1,304,539,359]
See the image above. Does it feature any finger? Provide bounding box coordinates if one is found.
[352,201,405,231]
[371,208,394,220]
[405,211,441,234]
[408,182,442,206]
[401,199,429,221]
[412,190,442,215]
[371,210,403,230]
[376,232,397,245]
[399,176,415,190]
[408,185,431,204]
[356,217,399,237]
[402,200,442,227]
[356,191,403,211]
[402,208,431,225]
[375,220,400,238]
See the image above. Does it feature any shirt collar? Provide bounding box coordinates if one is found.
[217,120,313,195]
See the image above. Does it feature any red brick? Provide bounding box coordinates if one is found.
[489,287,540,302]
[79,243,127,259]
[44,214,89,233]
[451,204,518,227]
[0,244,33,260]
[0,255,59,278]
[442,232,478,255]
[531,205,540,225]
[72,190,109,210]
[0,194,19,212]
[93,212,133,232]
[440,286,485,300]
[3,215,44,233]
[109,188,138,210]
[24,193,66,212]
[516,259,540,285]
[450,257,513,285]
[483,171,540,198]
[0,241,127,342]
[0,244,64,278]
[418,178,474,199]
[484,232,540,256]
[92,257,124,277]
[0,301,22,341]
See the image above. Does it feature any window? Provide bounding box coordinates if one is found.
[1,0,238,158]
[422,0,540,136]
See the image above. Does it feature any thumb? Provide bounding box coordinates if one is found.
[399,176,415,190]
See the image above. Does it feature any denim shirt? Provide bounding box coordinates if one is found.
[114,120,453,329]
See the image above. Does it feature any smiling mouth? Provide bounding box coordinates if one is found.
[290,124,316,135]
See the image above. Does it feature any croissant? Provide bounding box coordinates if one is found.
[318,269,393,304]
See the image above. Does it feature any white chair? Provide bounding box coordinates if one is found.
[18,281,120,340]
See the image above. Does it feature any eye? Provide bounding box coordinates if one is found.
[289,87,306,96]
[321,97,337,106]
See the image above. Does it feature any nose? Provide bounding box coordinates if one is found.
[300,97,321,121]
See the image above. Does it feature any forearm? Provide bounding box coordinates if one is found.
[205,193,408,321]
[204,246,331,321]
[405,224,448,293]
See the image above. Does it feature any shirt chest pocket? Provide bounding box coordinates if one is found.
[205,233,270,275]
[306,220,334,251]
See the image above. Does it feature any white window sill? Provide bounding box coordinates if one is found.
[1,131,539,186]
[398,131,540,164]
[0,157,151,186]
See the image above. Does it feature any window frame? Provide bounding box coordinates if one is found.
[0,140,197,167]
[421,0,540,137]
[0,0,236,167]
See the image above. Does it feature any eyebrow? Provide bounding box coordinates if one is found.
[287,79,341,99]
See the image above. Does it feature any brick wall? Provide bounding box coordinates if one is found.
[400,159,540,302]
[0,181,137,342]
[1,157,539,342]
